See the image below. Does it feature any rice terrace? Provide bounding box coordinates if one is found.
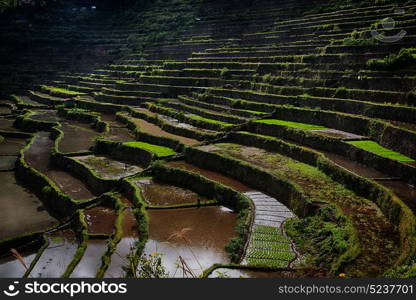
[0,0,416,279]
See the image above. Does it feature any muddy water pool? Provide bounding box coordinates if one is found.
[145,207,237,277]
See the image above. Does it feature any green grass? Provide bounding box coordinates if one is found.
[347,140,415,163]
[245,257,288,268]
[256,119,327,130]
[240,109,268,115]
[41,85,85,96]
[188,114,233,126]
[123,141,176,157]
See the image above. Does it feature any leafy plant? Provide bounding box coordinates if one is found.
[342,29,376,46]
[125,252,169,278]
[347,140,415,162]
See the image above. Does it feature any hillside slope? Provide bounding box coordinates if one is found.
[1,0,416,278]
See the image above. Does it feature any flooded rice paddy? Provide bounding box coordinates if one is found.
[0,251,37,278]
[84,206,116,235]
[0,119,16,131]
[167,161,252,192]
[29,110,60,122]
[75,155,143,180]
[0,137,26,155]
[0,155,17,171]
[145,207,237,277]
[58,123,99,153]
[104,209,138,278]
[24,132,94,200]
[0,171,58,240]
[135,178,210,206]
[28,230,78,278]
[70,240,108,278]
[130,118,199,146]
[103,127,135,142]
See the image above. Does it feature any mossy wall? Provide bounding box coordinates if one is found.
[270,106,416,159]
[51,153,118,195]
[226,131,416,270]
[248,123,416,185]
[93,139,153,167]
[184,147,313,217]
[15,136,77,217]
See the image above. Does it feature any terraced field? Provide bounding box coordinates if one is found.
[1,0,416,278]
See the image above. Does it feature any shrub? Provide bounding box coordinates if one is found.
[285,206,351,272]
[342,30,376,46]
[220,67,229,78]
[367,48,416,70]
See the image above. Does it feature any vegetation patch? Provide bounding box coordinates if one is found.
[123,141,176,157]
[285,207,353,275]
[347,140,415,163]
[188,114,234,126]
[256,119,327,130]
[367,48,416,71]
[245,225,295,268]
[211,143,401,276]
[41,86,86,97]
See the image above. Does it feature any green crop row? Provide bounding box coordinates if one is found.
[123,141,176,157]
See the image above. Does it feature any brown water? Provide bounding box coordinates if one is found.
[70,239,108,278]
[0,171,58,240]
[131,118,199,146]
[103,127,135,142]
[25,132,95,200]
[119,195,133,207]
[104,209,138,278]
[84,206,116,235]
[136,179,209,206]
[29,229,78,278]
[145,207,237,277]
[0,138,27,155]
[58,123,100,153]
[167,161,252,192]
[75,155,143,180]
